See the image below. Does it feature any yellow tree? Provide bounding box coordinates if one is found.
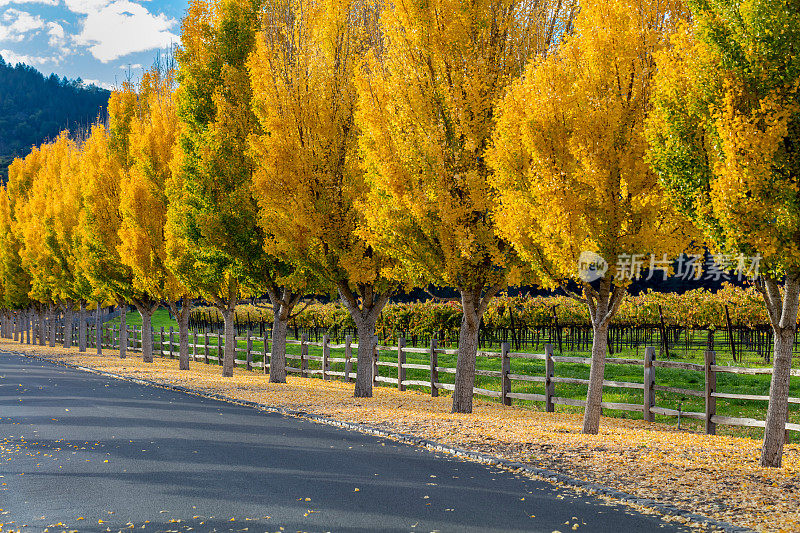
[1,152,37,298]
[489,0,692,433]
[356,0,575,411]
[0,149,36,337]
[15,133,91,348]
[248,0,392,393]
[119,64,197,369]
[646,0,800,467]
[174,0,279,377]
[80,86,152,360]
[0,187,30,313]
[15,140,57,346]
[45,132,93,350]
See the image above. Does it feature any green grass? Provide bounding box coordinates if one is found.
[108,308,178,331]
[102,309,799,441]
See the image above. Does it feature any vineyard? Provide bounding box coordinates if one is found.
[188,284,788,365]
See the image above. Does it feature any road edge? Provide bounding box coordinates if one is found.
[6,349,754,533]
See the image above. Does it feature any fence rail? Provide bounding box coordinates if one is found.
[3,313,799,435]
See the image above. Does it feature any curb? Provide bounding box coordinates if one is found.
[7,349,754,533]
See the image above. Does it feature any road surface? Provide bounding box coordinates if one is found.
[0,351,694,532]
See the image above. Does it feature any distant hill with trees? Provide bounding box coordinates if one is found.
[0,56,110,182]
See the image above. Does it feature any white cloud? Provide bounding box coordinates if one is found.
[0,47,53,65]
[119,62,140,69]
[46,21,64,44]
[45,20,72,56]
[0,0,58,7]
[69,0,178,62]
[0,8,45,41]
[82,77,114,90]
[64,0,112,15]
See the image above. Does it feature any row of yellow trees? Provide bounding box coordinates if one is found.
[0,0,797,467]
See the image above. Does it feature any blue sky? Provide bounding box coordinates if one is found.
[0,0,188,89]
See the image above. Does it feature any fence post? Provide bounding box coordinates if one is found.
[705,349,717,435]
[397,337,406,391]
[204,331,209,364]
[643,346,656,422]
[545,343,555,412]
[322,334,330,380]
[301,333,308,377]
[501,342,511,406]
[344,334,353,382]
[372,335,379,385]
[158,327,164,357]
[217,332,223,366]
[246,329,253,371]
[429,337,438,397]
[169,327,174,359]
[192,330,197,361]
[268,330,271,374]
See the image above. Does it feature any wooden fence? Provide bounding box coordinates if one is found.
[5,315,800,436]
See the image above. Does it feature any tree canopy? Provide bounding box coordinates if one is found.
[646,0,800,467]
[490,0,693,433]
[356,0,577,412]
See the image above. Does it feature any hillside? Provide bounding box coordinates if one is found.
[0,56,110,182]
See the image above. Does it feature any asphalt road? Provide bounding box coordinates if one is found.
[0,351,694,533]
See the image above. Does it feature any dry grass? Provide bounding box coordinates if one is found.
[3,339,799,533]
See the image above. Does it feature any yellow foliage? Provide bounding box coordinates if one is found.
[711,83,800,266]
[79,122,131,301]
[248,0,386,292]
[356,0,575,292]
[489,0,694,287]
[13,133,88,304]
[117,66,188,303]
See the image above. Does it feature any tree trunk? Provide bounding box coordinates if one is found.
[136,304,156,363]
[222,307,236,377]
[78,301,87,352]
[267,287,301,384]
[178,308,190,370]
[338,283,391,399]
[452,290,482,413]
[48,305,56,347]
[95,302,102,355]
[581,280,625,435]
[170,298,193,371]
[63,304,73,349]
[451,284,504,413]
[269,312,289,383]
[38,309,45,346]
[582,321,610,434]
[758,276,800,467]
[119,304,127,358]
[353,317,379,397]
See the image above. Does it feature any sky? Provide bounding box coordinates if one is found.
[0,0,189,89]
